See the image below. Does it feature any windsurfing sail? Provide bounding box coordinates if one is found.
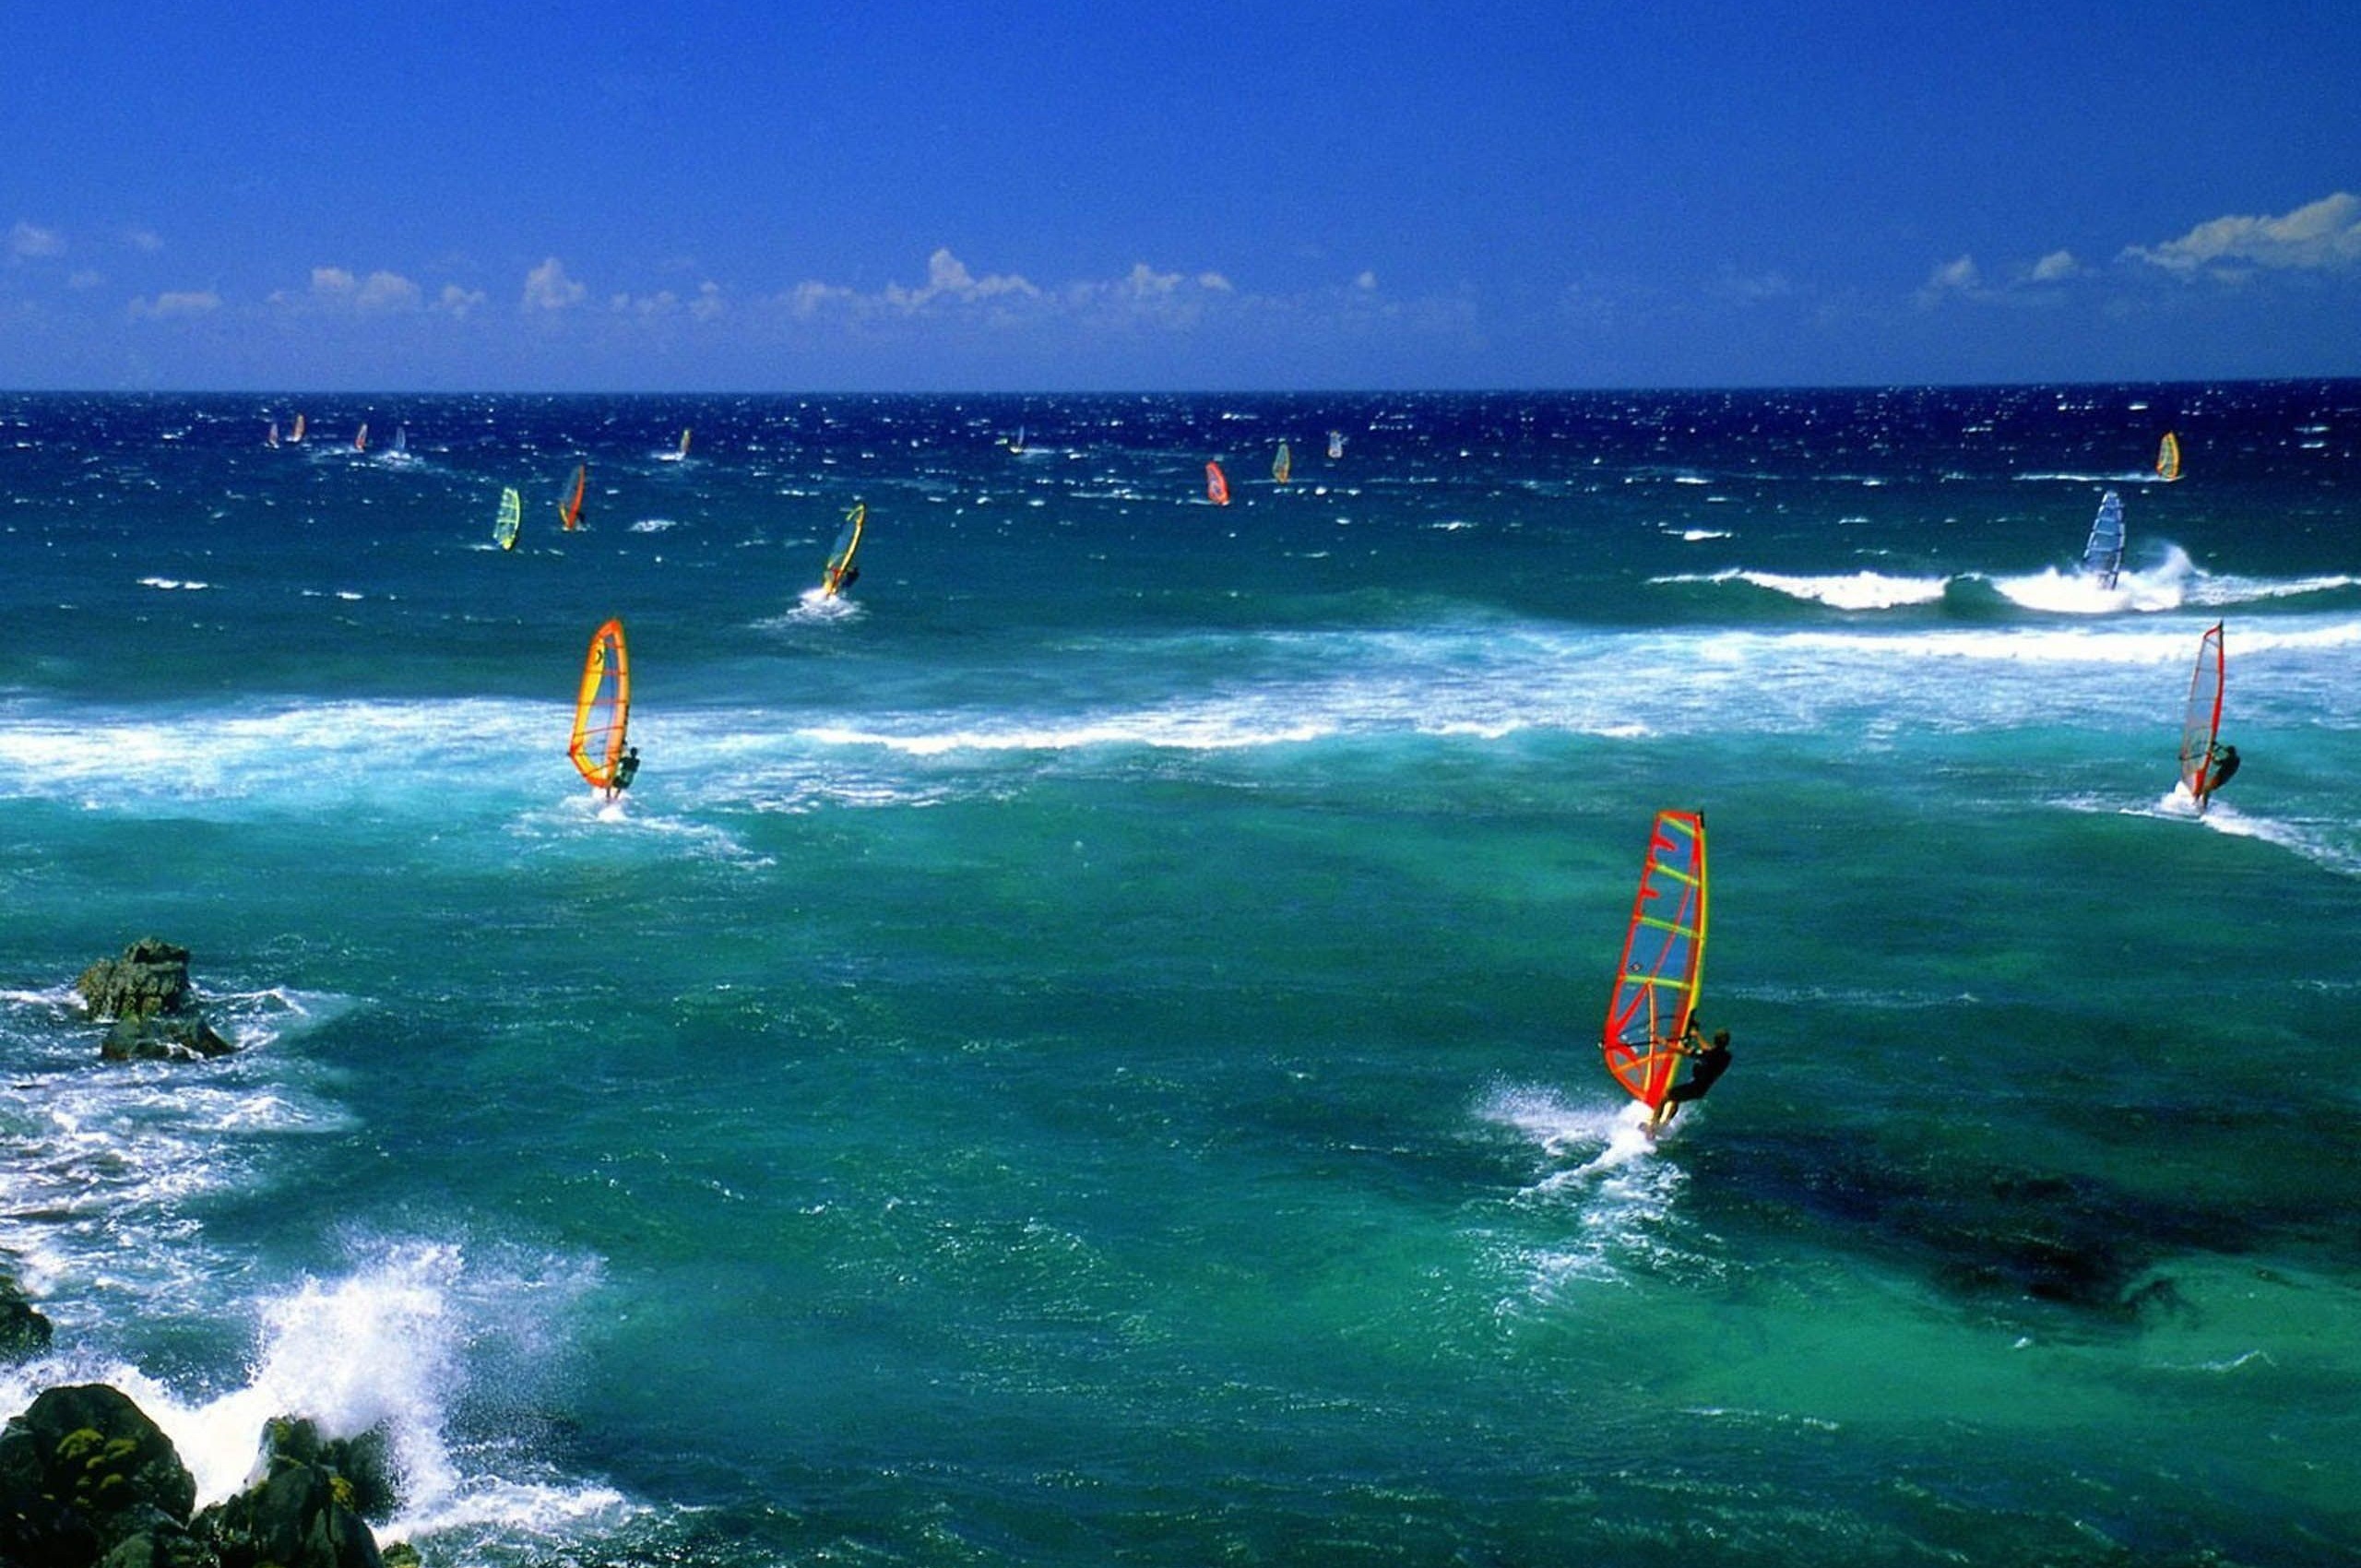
[678,428,692,458]
[493,486,522,552]
[2156,431,2182,482]
[267,422,280,448]
[1206,461,1230,505]
[567,618,630,792]
[558,464,587,530]
[392,425,409,456]
[1602,810,1709,1112]
[353,423,369,453]
[2081,490,2125,588]
[1273,441,1293,485]
[289,413,306,444]
[2178,621,2226,811]
[1008,425,1026,455]
[822,502,866,598]
[1327,430,1346,460]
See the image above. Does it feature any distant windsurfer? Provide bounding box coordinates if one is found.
[1649,1019,1731,1130]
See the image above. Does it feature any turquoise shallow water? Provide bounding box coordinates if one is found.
[2,386,2358,1564]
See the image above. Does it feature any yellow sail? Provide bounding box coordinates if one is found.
[1273,441,1292,485]
[2156,431,2182,482]
[567,619,630,790]
[822,503,866,598]
[494,487,522,552]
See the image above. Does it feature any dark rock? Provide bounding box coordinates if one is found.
[75,941,196,1023]
[74,941,236,1063]
[0,1383,203,1566]
[100,1016,236,1064]
[0,1276,53,1360]
[196,1460,382,1568]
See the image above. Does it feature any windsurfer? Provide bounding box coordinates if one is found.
[1650,1020,1732,1130]
[611,745,641,798]
[2206,742,2240,795]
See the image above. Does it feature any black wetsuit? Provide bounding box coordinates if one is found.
[2209,746,2240,791]
[1663,1043,1732,1107]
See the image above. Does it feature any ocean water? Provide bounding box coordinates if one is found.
[2,384,2357,1565]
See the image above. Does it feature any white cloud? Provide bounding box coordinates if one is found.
[524,256,587,311]
[1915,255,1985,307]
[10,221,65,259]
[1354,270,1378,291]
[130,290,221,320]
[2027,249,2082,282]
[2122,192,2361,277]
[267,267,425,313]
[609,281,725,321]
[436,284,486,318]
[879,248,1039,311]
[356,270,421,311]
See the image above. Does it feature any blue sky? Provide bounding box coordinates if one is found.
[6,1,2357,391]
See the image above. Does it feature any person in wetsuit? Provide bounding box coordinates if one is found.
[1650,1019,1732,1130]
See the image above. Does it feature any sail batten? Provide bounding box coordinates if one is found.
[1601,811,1709,1111]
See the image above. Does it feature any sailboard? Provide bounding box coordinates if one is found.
[493,486,522,552]
[267,421,280,448]
[1602,810,1709,1113]
[558,464,587,530]
[289,413,306,444]
[2178,621,2226,812]
[2081,490,2125,589]
[2156,431,2182,482]
[821,502,866,598]
[1327,430,1346,460]
[1273,441,1293,485]
[1008,425,1026,455]
[353,423,369,453]
[678,427,692,458]
[1206,461,1230,505]
[392,425,409,456]
[567,618,630,794]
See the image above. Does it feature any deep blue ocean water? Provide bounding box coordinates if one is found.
[2,385,2357,1565]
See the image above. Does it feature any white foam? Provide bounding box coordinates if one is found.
[1685,567,1950,610]
[137,577,211,591]
[1477,1085,1692,1298]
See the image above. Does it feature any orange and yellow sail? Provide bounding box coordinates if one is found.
[1602,811,1709,1111]
[2156,432,2182,482]
[1206,461,1230,505]
[558,464,587,530]
[567,619,630,792]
